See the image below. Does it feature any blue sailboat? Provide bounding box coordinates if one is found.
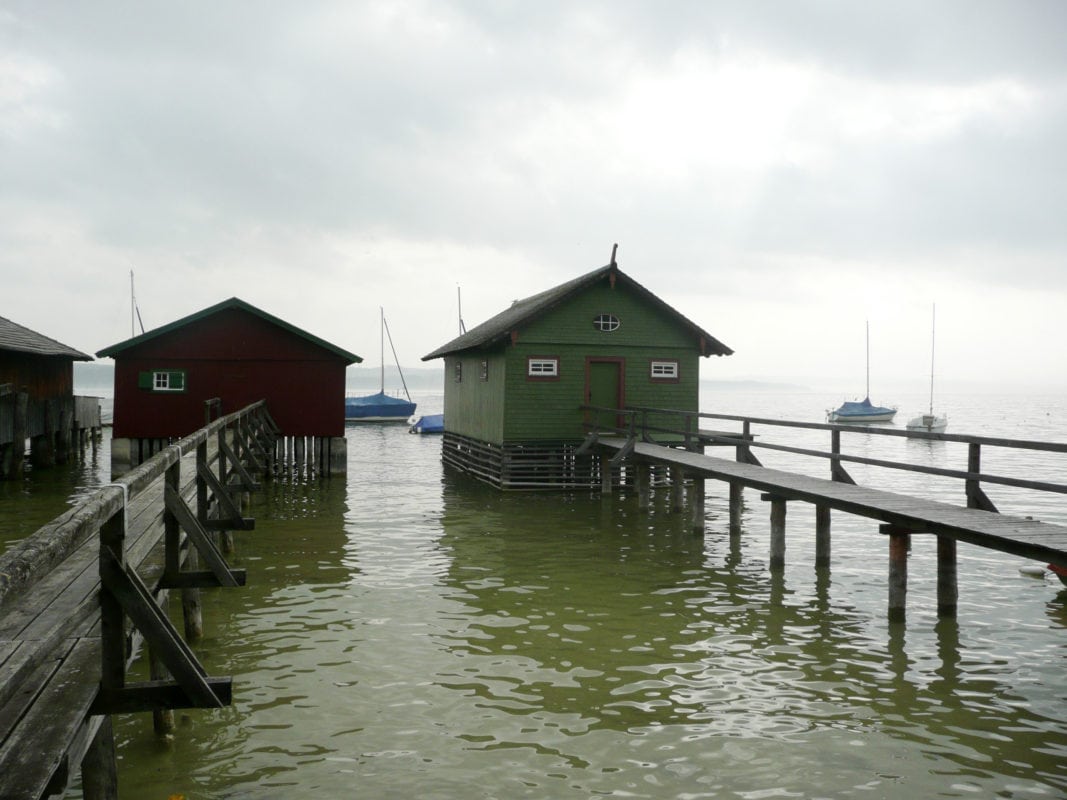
[345,308,416,423]
[828,321,896,424]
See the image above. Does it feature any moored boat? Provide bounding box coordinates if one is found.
[827,396,897,423]
[346,391,416,422]
[409,413,444,434]
[828,321,896,424]
[346,307,416,423]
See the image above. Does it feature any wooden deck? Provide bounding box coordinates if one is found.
[596,436,1067,568]
[0,402,277,800]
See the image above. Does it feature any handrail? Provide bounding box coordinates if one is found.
[0,400,267,609]
[580,403,1067,509]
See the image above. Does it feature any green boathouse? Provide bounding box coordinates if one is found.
[422,258,733,489]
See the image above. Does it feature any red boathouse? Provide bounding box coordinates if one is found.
[96,297,361,475]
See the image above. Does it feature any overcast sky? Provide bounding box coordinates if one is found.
[3,1,1065,394]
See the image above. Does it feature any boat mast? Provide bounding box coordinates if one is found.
[379,306,385,394]
[928,304,936,415]
[865,319,870,400]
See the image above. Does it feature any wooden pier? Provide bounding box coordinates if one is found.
[583,406,1067,623]
[0,401,279,800]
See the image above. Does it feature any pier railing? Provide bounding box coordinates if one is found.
[581,404,1067,514]
[0,400,277,800]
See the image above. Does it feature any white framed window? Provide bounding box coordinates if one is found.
[593,313,620,332]
[650,360,679,380]
[142,369,186,392]
[527,357,559,378]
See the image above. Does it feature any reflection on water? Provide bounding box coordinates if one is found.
[8,392,1058,797]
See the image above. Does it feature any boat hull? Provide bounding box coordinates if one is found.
[409,413,444,434]
[345,391,416,423]
[906,413,948,433]
[827,397,896,424]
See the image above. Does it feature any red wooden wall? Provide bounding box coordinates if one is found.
[110,308,349,438]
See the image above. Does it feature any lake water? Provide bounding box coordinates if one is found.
[4,389,1067,798]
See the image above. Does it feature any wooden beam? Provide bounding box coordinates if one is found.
[197,460,255,530]
[163,485,243,588]
[99,546,224,709]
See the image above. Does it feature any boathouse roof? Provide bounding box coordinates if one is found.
[96,297,362,363]
[0,315,92,361]
[421,262,733,360]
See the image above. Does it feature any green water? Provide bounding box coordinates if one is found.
[4,395,1067,798]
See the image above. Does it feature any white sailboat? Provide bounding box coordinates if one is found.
[906,304,948,433]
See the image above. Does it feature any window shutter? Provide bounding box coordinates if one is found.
[170,371,186,390]
[138,371,152,389]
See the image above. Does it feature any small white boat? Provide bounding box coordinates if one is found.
[906,305,947,433]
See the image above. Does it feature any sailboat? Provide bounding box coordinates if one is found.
[827,321,897,423]
[906,305,948,433]
[345,307,417,422]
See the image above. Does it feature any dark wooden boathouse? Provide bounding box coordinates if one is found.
[422,256,733,489]
[97,297,361,475]
[1,315,96,479]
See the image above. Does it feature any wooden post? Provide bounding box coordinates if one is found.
[636,462,650,511]
[11,390,28,479]
[80,717,118,800]
[763,494,786,570]
[886,525,909,623]
[937,535,958,618]
[690,476,705,534]
[729,481,743,534]
[149,642,176,737]
[815,505,831,568]
[183,441,208,641]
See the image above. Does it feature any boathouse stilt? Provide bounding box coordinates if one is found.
[885,525,910,623]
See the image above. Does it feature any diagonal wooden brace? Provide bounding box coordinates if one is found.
[232,422,265,473]
[98,546,225,709]
[220,437,260,492]
[164,485,244,588]
[196,460,255,531]
[609,435,636,466]
[574,432,598,456]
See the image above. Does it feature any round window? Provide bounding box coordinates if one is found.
[593,314,620,332]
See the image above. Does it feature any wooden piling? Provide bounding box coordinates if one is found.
[937,535,958,618]
[885,525,910,623]
[815,505,831,568]
[690,476,705,534]
[729,481,743,534]
[763,494,786,570]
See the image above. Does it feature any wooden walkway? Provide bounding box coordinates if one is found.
[597,436,1067,567]
[0,402,278,800]
[591,423,1067,624]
